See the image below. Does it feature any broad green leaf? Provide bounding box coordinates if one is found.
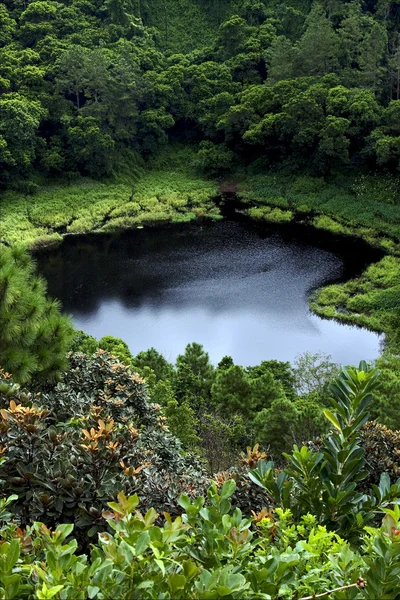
[323,409,341,431]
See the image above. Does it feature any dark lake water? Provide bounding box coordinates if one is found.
[37,219,383,366]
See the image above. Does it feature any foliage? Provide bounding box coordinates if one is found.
[359,422,400,491]
[0,161,219,248]
[0,352,207,547]
[311,256,400,354]
[292,352,340,397]
[1,354,400,597]
[62,339,348,467]
[249,362,400,541]
[1,480,400,599]
[0,246,72,383]
[98,336,134,366]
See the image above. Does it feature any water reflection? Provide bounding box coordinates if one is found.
[37,220,383,365]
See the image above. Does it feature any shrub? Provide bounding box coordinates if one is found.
[249,362,400,541]
[1,482,400,599]
[0,353,207,547]
[194,141,234,176]
[98,336,134,365]
[360,422,400,490]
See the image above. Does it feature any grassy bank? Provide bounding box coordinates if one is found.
[0,151,219,250]
[1,150,399,352]
[237,172,400,254]
[235,171,400,351]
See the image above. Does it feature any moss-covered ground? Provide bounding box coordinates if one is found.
[0,149,219,250]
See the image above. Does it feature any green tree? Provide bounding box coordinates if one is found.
[163,392,200,451]
[266,36,296,83]
[293,397,327,443]
[217,15,250,59]
[247,360,296,400]
[174,362,205,413]
[195,141,234,176]
[318,115,350,172]
[295,3,340,76]
[217,355,234,371]
[370,353,400,430]
[211,365,253,418]
[176,343,215,402]
[369,100,400,171]
[292,352,340,398]
[0,5,16,47]
[67,116,115,176]
[359,19,388,92]
[98,336,134,365]
[338,0,363,75]
[389,34,400,100]
[212,364,284,419]
[18,0,59,47]
[253,397,299,457]
[69,330,98,355]
[0,93,44,182]
[0,246,72,383]
[133,347,174,382]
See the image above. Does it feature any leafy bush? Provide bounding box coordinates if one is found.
[1,362,400,597]
[2,480,400,599]
[0,352,207,547]
[360,422,400,490]
[249,362,400,541]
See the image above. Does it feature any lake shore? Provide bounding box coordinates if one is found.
[1,160,399,353]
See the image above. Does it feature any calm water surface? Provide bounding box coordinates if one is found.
[37,220,383,365]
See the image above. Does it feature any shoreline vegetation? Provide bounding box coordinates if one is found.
[1,148,399,352]
[3,0,400,593]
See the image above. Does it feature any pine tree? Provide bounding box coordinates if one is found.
[295,3,340,76]
[359,18,388,92]
[0,246,72,383]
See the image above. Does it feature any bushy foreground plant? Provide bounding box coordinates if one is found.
[248,362,400,542]
[0,352,207,546]
[1,480,400,599]
[0,362,400,597]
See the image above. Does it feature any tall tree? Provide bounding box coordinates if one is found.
[295,3,340,76]
[359,18,388,91]
[176,343,215,402]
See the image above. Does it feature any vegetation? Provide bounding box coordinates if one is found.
[1,0,400,595]
[0,246,72,383]
[2,362,400,598]
[0,150,219,248]
[69,334,400,472]
[0,352,207,548]
[310,254,400,350]
[0,0,399,345]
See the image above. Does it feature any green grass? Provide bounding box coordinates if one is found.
[310,255,400,351]
[237,172,400,253]
[0,150,219,249]
[245,206,293,223]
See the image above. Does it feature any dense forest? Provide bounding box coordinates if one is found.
[1,0,400,598]
[1,0,400,183]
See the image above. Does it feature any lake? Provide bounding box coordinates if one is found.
[37,219,383,366]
